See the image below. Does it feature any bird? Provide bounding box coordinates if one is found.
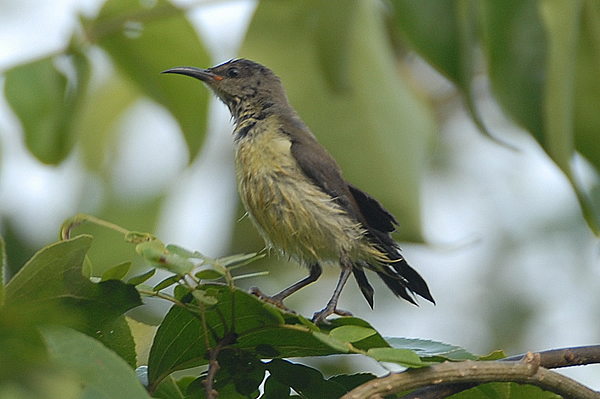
[162,58,434,324]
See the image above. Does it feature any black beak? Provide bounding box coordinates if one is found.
[161,66,219,83]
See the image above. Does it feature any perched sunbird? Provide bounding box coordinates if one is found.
[163,59,434,324]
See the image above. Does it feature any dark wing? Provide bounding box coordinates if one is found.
[284,117,434,305]
[285,121,363,222]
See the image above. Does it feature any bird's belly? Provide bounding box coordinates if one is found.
[234,134,365,263]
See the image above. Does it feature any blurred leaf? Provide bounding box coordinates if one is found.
[136,240,195,275]
[0,236,5,305]
[314,0,357,90]
[4,235,142,365]
[537,1,580,172]
[87,0,211,161]
[0,305,50,382]
[389,0,466,87]
[90,196,165,276]
[574,1,600,173]
[241,0,437,242]
[389,0,497,142]
[101,261,132,281]
[480,1,546,143]
[75,75,140,171]
[4,51,90,164]
[41,326,152,399]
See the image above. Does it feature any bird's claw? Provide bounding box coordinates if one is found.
[311,307,353,325]
[249,287,296,314]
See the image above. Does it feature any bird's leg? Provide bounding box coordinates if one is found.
[312,258,353,324]
[250,263,322,313]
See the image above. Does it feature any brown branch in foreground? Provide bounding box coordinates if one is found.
[503,345,600,369]
[202,332,238,399]
[341,352,600,399]
[402,345,600,399]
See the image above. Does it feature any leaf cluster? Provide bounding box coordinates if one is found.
[3,215,597,399]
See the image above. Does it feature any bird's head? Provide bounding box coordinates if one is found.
[162,59,288,123]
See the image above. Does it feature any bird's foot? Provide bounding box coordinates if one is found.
[311,306,353,325]
[249,287,296,314]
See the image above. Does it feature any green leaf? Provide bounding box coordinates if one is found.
[101,261,132,281]
[478,349,507,361]
[386,337,478,362]
[153,275,181,291]
[389,0,466,87]
[328,373,376,393]
[88,0,211,161]
[4,235,142,366]
[312,331,352,353]
[41,326,152,399]
[389,1,494,142]
[366,347,423,368]
[325,317,391,351]
[191,289,219,306]
[128,268,156,285]
[153,375,194,399]
[147,286,347,388]
[452,381,562,399]
[266,359,347,399]
[0,235,5,305]
[4,235,94,304]
[136,240,194,275]
[4,50,90,164]
[217,252,266,269]
[329,325,377,343]
[262,375,291,399]
[574,1,600,174]
[195,269,225,280]
[480,1,547,144]
[313,0,357,91]
[0,305,51,382]
[241,0,437,241]
[165,244,200,259]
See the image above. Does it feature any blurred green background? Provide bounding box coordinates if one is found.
[1,0,600,391]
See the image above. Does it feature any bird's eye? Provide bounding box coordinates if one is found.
[227,67,240,78]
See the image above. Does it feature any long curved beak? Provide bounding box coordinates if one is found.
[161,66,219,83]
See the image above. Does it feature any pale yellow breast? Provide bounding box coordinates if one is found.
[233,121,369,264]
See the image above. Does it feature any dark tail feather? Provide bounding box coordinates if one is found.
[391,258,435,304]
[352,267,374,309]
[377,258,435,305]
